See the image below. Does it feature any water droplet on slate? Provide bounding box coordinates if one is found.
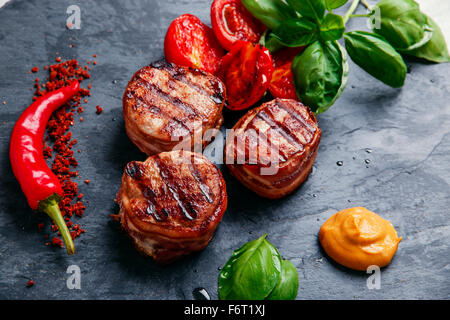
[193,288,211,300]
[365,159,371,164]
[365,148,372,154]
[336,161,343,166]
[112,80,118,84]
[313,194,317,198]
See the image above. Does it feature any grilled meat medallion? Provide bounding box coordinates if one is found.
[116,150,227,263]
[123,60,226,155]
[224,98,321,199]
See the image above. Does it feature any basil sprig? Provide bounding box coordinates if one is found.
[241,0,299,30]
[218,234,299,300]
[406,16,450,63]
[266,260,299,300]
[344,31,407,88]
[293,40,348,114]
[242,0,449,113]
[371,0,433,52]
[326,0,349,10]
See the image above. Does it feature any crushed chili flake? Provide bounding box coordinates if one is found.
[32,58,93,247]
[84,179,90,184]
[55,57,62,62]
[26,280,35,287]
[38,223,44,231]
[51,237,64,248]
[96,105,103,114]
[31,67,39,73]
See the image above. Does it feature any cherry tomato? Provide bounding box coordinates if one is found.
[164,14,224,74]
[269,47,305,101]
[211,0,266,51]
[217,40,273,110]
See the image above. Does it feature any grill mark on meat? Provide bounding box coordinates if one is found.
[125,161,143,179]
[152,155,198,221]
[187,161,214,204]
[142,187,169,222]
[276,100,315,132]
[134,76,201,120]
[132,91,192,135]
[256,111,304,152]
[245,122,289,163]
[265,104,313,144]
[151,60,226,105]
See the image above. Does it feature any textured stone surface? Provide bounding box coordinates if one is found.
[0,0,449,300]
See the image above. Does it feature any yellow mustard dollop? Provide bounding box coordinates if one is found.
[319,207,401,271]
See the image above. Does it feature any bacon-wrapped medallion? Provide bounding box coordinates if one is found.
[123,60,226,155]
[115,150,227,263]
[224,98,321,199]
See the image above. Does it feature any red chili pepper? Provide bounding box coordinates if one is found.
[10,81,80,255]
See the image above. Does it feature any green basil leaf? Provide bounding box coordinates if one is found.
[286,0,326,21]
[372,0,433,51]
[292,40,348,114]
[319,13,345,41]
[218,234,282,300]
[266,260,299,300]
[344,31,407,88]
[241,0,299,30]
[326,0,348,10]
[406,16,450,63]
[272,18,319,47]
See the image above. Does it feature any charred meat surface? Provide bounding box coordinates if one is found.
[123,60,226,155]
[116,150,227,263]
[224,98,321,199]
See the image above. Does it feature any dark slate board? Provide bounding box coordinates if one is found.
[0,0,449,300]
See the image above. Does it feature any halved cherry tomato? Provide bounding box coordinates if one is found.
[269,47,305,101]
[217,40,273,110]
[164,14,224,74]
[211,0,266,51]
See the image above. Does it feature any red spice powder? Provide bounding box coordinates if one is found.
[26,280,35,287]
[32,58,95,245]
[96,105,103,114]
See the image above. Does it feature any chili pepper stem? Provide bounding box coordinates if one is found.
[343,0,361,24]
[42,200,75,255]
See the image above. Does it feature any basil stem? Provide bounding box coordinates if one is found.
[343,0,361,24]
